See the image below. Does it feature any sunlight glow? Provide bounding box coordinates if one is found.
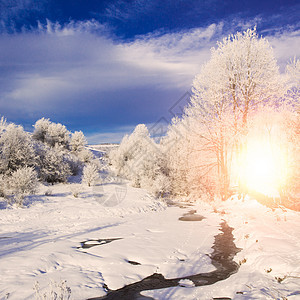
[238,138,288,197]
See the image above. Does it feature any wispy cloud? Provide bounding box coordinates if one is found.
[0,18,299,142]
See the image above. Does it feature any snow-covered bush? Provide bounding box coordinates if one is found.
[70,131,87,153]
[32,117,51,143]
[70,184,81,198]
[45,122,70,148]
[76,148,94,163]
[0,124,36,175]
[34,280,71,300]
[8,167,38,205]
[65,153,82,176]
[82,164,99,187]
[0,174,7,198]
[109,124,170,196]
[37,144,72,184]
[33,118,70,149]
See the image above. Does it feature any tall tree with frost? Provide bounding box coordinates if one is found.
[177,28,283,199]
[192,27,283,130]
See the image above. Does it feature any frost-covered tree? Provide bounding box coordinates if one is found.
[37,144,72,183]
[70,131,87,153]
[181,28,284,199]
[0,174,6,198]
[32,118,51,143]
[286,57,300,110]
[109,124,170,196]
[8,167,38,206]
[45,122,70,148]
[159,28,286,201]
[82,164,99,187]
[192,27,283,130]
[0,124,36,175]
[76,148,94,163]
[33,118,70,149]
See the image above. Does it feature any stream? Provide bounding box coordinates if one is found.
[87,221,241,300]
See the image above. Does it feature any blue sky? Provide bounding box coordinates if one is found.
[0,0,299,143]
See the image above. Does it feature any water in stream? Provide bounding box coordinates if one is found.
[87,221,240,300]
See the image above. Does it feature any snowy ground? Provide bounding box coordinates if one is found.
[0,152,299,299]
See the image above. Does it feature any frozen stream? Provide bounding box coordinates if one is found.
[0,189,242,300]
[87,209,240,300]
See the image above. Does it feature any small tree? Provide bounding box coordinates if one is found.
[9,167,38,206]
[45,122,70,148]
[0,124,36,174]
[33,118,70,149]
[37,144,72,184]
[0,174,7,198]
[82,164,99,187]
[32,118,51,143]
[70,131,87,153]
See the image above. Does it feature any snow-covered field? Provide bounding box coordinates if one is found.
[0,158,299,299]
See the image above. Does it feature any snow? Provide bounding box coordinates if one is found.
[143,197,300,300]
[0,182,299,299]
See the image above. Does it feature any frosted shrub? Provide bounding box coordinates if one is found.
[82,164,99,187]
[70,184,81,198]
[109,124,170,196]
[65,153,82,176]
[76,148,94,163]
[37,145,72,184]
[70,131,87,153]
[34,280,71,300]
[45,122,70,148]
[0,124,36,174]
[9,167,38,205]
[32,118,51,143]
[0,174,7,198]
[33,118,70,149]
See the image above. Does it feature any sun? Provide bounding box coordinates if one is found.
[238,138,288,197]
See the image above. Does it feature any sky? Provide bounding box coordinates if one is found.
[0,0,299,143]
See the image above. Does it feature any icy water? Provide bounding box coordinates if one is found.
[79,238,122,249]
[87,222,240,300]
[179,209,206,221]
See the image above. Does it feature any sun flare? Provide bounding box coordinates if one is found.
[237,138,288,197]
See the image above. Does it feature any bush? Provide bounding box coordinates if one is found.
[0,174,7,198]
[82,164,99,187]
[33,118,70,149]
[37,145,72,184]
[0,124,36,174]
[8,167,38,206]
[70,131,87,153]
[34,280,71,300]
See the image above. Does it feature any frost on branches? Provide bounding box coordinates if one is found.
[108,28,298,208]
[0,116,98,205]
[109,124,170,197]
[82,164,99,187]
[8,167,38,206]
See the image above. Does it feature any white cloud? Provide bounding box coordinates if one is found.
[266,29,300,70]
[0,19,299,142]
[86,126,135,144]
